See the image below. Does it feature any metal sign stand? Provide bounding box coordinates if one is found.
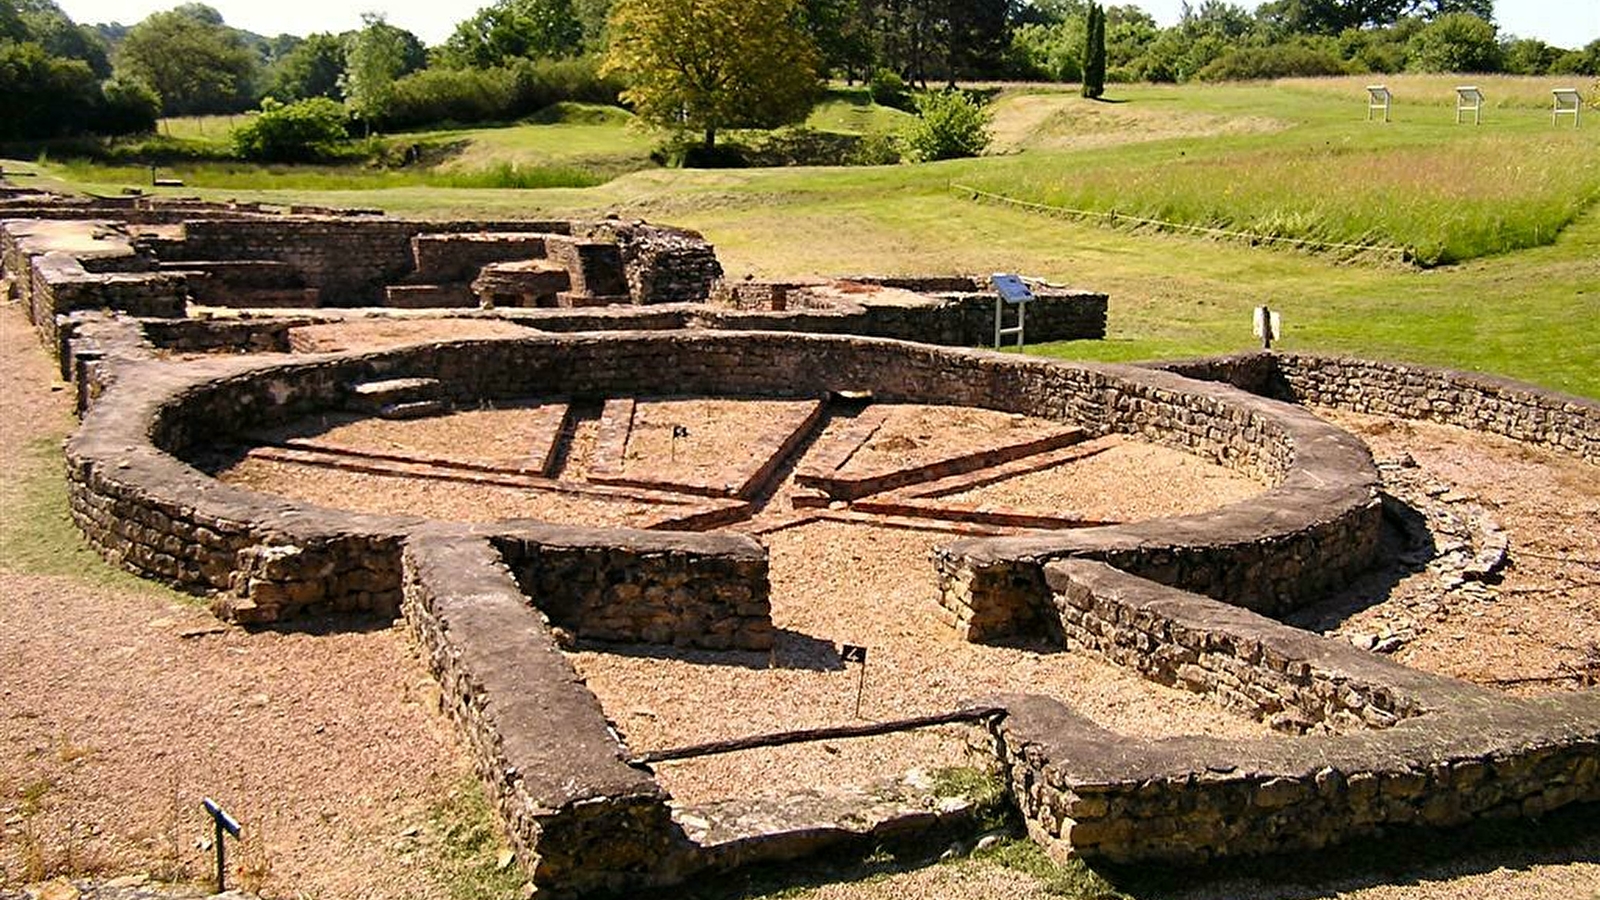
[1553,88,1582,127]
[1456,86,1484,125]
[840,644,868,718]
[990,273,1035,348]
[1366,85,1392,123]
[202,798,241,893]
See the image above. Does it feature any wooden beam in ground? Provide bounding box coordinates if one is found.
[631,706,1007,766]
[797,426,1087,501]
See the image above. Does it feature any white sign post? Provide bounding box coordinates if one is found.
[990,273,1034,348]
[1553,89,1582,127]
[1455,86,1484,125]
[1366,85,1392,123]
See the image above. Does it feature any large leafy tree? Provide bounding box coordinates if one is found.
[340,13,426,129]
[441,0,584,67]
[603,0,821,151]
[267,31,345,101]
[115,4,257,114]
[1,0,156,138]
[1407,11,1500,72]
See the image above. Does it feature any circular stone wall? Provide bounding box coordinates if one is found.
[66,330,1380,626]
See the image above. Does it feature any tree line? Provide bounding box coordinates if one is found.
[3,0,1597,144]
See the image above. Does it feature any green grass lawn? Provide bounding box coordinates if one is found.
[15,78,1599,398]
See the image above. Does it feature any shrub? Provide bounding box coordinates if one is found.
[371,56,624,131]
[1198,44,1351,81]
[231,97,351,162]
[382,66,520,130]
[866,68,912,111]
[900,90,990,162]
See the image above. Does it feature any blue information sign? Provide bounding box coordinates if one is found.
[990,273,1034,304]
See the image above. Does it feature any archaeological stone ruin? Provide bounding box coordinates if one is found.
[3,183,1597,896]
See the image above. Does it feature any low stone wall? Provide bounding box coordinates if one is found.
[138,316,312,354]
[171,218,577,304]
[689,289,1108,345]
[994,689,1600,865]
[497,531,774,651]
[1045,560,1476,733]
[44,324,1600,887]
[402,533,680,895]
[1156,352,1600,465]
[931,364,1382,639]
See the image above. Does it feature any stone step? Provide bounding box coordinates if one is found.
[379,399,448,420]
[347,376,444,413]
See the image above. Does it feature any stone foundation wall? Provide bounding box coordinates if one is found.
[1045,560,1473,733]
[497,531,774,651]
[930,363,1382,639]
[402,534,681,895]
[689,290,1108,345]
[583,220,723,305]
[172,219,568,304]
[1157,352,1600,465]
[138,316,310,353]
[994,691,1600,865]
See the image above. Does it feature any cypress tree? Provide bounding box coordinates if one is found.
[1082,4,1106,99]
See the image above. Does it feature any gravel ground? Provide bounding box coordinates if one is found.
[573,520,1276,807]
[219,458,671,526]
[1303,409,1600,693]
[254,402,564,466]
[941,438,1265,520]
[624,398,818,485]
[1,303,471,899]
[287,317,532,353]
[839,405,1068,475]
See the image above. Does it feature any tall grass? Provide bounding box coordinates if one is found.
[1275,74,1596,108]
[52,159,603,191]
[962,132,1600,264]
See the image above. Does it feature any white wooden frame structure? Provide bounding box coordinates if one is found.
[1455,86,1484,125]
[1552,89,1582,127]
[1366,85,1392,123]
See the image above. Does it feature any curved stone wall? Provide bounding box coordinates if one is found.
[66,332,1381,631]
[56,329,1600,893]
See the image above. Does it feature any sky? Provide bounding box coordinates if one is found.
[51,0,1600,49]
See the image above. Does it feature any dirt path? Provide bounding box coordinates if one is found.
[0,301,472,897]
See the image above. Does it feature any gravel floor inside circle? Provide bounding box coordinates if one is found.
[570,519,1276,807]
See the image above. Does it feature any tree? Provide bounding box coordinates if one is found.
[604,0,821,151]
[115,6,257,115]
[937,0,1012,86]
[0,39,99,138]
[14,0,110,75]
[267,31,345,101]
[341,13,425,129]
[572,0,612,49]
[1407,11,1500,72]
[440,0,584,68]
[1081,2,1105,97]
